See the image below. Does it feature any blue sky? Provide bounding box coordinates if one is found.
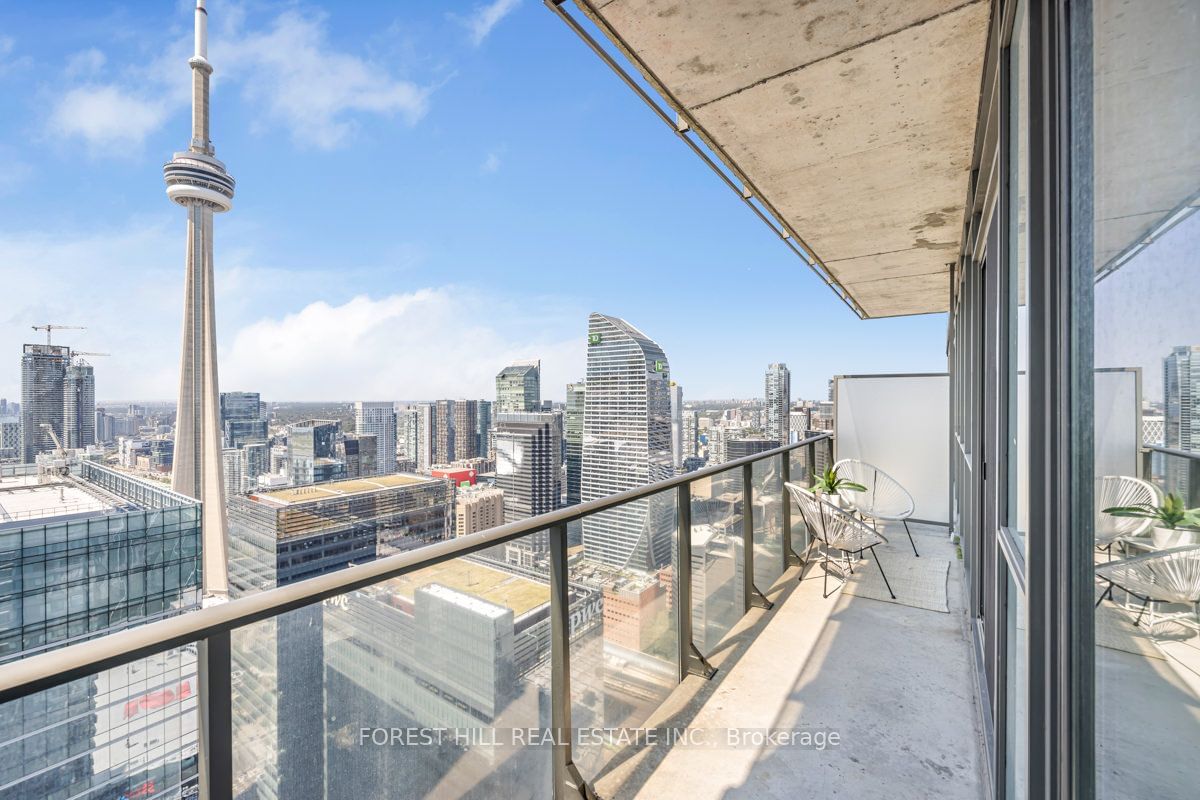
[0,0,949,404]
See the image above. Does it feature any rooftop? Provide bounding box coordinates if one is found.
[252,472,430,505]
[0,473,116,525]
[377,557,549,618]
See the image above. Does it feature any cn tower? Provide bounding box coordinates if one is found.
[165,0,234,598]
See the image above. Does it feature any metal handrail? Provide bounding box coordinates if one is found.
[0,432,832,704]
[1142,444,1200,462]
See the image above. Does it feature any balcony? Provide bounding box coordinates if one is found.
[0,373,989,800]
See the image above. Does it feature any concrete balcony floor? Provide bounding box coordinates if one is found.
[593,522,987,800]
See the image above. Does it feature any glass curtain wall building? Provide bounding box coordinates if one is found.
[0,462,201,800]
[581,313,674,570]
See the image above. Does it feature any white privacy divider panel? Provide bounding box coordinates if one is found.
[835,374,950,525]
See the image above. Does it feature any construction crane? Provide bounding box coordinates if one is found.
[31,324,86,346]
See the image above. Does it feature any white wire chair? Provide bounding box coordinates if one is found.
[785,481,896,600]
[1095,475,1160,550]
[833,459,920,557]
[1094,545,1200,628]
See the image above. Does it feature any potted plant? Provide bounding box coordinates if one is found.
[1102,493,1200,548]
[810,465,867,509]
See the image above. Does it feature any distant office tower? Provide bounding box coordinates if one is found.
[789,408,810,443]
[475,399,492,459]
[354,401,396,475]
[63,358,96,449]
[454,400,479,460]
[222,447,243,498]
[765,363,791,446]
[221,391,267,448]
[581,313,674,569]
[242,440,270,491]
[494,412,562,524]
[414,403,434,469]
[1163,345,1200,497]
[95,407,115,443]
[0,415,20,460]
[432,399,454,464]
[287,419,341,485]
[227,473,451,800]
[20,343,70,462]
[0,462,201,800]
[394,407,412,459]
[340,433,378,478]
[683,410,698,460]
[726,437,778,460]
[455,484,506,536]
[565,381,586,505]
[670,382,684,470]
[495,361,541,413]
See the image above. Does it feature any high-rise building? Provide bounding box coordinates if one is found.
[415,403,434,469]
[495,361,541,413]
[287,419,340,486]
[227,472,451,800]
[494,412,562,524]
[434,399,455,464]
[669,381,684,470]
[354,401,396,475]
[726,437,778,460]
[476,399,493,459]
[765,363,791,446]
[454,399,480,460]
[63,359,96,449]
[19,343,70,462]
[0,462,202,800]
[0,415,20,460]
[340,432,378,478]
[565,381,586,505]
[165,0,236,596]
[683,410,699,461]
[455,484,506,536]
[221,391,267,448]
[222,447,243,498]
[581,313,674,569]
[241,440,270,491]
[1163,345,1200,497]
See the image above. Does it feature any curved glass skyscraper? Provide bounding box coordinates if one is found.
[581,313,674,570]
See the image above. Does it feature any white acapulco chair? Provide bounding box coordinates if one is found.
[1094,545,1200,628]
[785,482,896,600]
[833,459,920,558]
[1095,475,1161,552]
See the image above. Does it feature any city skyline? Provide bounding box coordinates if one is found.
[0,0,949,405]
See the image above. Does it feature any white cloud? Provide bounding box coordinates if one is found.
[217,11,431,149]
[0,155,32,194]
[0,219,586,402]
[223,288,585,400]
[48,7,433,152]
[457,0,521,47]
[0,35,33,76]
[65,48,107,78]
[481,151,501,174]
[47,84,169,148]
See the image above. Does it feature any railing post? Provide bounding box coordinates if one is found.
[807,440,817,482]
[550,523,596,800]
[676,483,716,680]
[781,452,802,568]
[1140,448,1152,480]
[199,630,232,800]
[1190,459,1200,508]
[741,463,773,611]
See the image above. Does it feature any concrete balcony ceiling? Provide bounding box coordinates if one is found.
[581,0,991,317]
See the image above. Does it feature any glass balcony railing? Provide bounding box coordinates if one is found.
[0,434,834,800]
